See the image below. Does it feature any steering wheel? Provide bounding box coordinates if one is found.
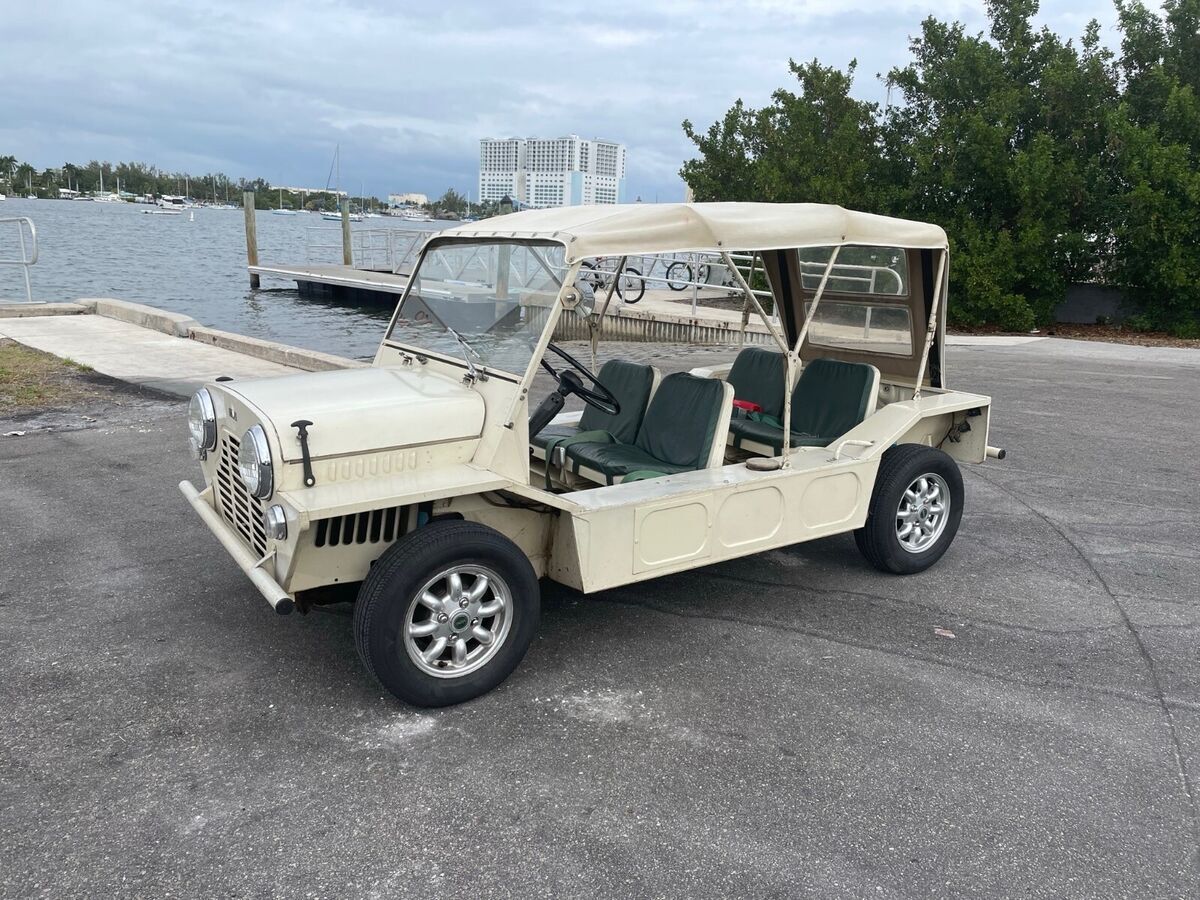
[528,343,620,438]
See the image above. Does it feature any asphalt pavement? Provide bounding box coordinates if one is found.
[1,337,1198,899]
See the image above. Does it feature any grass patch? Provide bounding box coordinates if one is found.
[0,340,97,414]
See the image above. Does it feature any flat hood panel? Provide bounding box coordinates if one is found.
[225,366,485,461]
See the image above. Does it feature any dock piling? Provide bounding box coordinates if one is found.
[340,199,352,266]
[243,192,260,289]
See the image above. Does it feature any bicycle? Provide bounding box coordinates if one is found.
[579,258,646,304]
[665,258,711,291]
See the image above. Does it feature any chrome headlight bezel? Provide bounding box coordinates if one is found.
[264,505,288,541]
[188,388,217,454]
[238,424,274,499]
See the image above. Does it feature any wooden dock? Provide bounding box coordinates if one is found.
[248,263,412,303]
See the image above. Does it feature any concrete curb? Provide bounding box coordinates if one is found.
[0,302,88,318]
[76,298,198,338]
[187,326,367,371]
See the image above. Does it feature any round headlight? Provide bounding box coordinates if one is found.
[187,388,217,453]
[238,425,273,499]
[264,505,288,541]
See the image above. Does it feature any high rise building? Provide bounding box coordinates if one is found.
[478,135,627,208]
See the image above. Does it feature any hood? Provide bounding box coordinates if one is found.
[224,366,485,462]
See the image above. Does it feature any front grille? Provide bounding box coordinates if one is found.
[314,507,405,548]
[215,432,267,558]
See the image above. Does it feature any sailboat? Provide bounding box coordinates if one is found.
[272,187,297,216]
[93,169,124,202]
[319,144,363,221]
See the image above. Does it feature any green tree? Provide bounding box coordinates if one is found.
[1106,0,1200,335]
[433,187,467,215]
[681,59,887,208]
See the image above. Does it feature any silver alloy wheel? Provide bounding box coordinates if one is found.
[403,565,512,679]
[896,473,951,554]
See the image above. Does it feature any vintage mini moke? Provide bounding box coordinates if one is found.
[181,203,1005,706]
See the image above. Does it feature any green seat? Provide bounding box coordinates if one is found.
[729,358,879,454]
[727,347,787,420]
[566,373,733,484]
[530,359,657,456]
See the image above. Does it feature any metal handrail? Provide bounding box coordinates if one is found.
[0,217,38,303]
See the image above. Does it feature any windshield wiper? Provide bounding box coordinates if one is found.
[446,326,486,383]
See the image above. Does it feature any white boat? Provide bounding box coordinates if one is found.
[92,171,124,202]
[143,207,182,216]
[157,195,190,211]
[321,210,363,222]
[272,188,296,215]
[398,207,433,222]
[0,194,5,202]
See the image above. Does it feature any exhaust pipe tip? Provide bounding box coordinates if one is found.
[986,445,1007,460]
[274,597,295,616]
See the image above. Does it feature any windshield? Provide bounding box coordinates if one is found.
[387,240,568,376]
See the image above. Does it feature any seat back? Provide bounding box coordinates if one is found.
[578,359,658,443]
[790,358,880,439]
[634,373,734,470]
[727,347,787,419]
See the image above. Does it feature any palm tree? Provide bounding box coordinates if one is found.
[15,163,36,195]
[0,155,16,190]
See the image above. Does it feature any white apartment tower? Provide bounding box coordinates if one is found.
[478,135,627,208]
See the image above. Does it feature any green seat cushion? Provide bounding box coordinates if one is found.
[790,358,877,440]
[633,373,728,469]
[566,442,693,483]
[530,422,580,451]
[578,359,656,443]
[729,358,876,452]
[728,418,827,451]
[566,373,729,482]
[531,359,655,449]
[727,347,787,419]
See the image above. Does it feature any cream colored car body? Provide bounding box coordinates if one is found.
[180,202,995,614]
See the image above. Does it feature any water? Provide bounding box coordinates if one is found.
[0,198,450,360]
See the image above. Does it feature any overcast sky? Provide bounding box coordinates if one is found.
[1,1,1135,201]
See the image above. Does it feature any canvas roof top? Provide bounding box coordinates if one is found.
[435,202,948,261]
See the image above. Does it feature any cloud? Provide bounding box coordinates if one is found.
[0,1,1145,202]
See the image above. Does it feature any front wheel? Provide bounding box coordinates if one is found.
[665,261,691,290]
[353,520,540,706]
[854,444,964,574]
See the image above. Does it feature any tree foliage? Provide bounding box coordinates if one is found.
[681,0,1200,335]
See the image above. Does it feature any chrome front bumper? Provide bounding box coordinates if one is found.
[178,480,295,615]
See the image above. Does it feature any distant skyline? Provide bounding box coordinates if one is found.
[1,1,1143,203]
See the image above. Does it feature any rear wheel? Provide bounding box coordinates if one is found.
[854,444,963,574]
[354,520,540,706]
[619,266,645,303]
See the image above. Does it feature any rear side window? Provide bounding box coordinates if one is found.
[803,301,914,356]
[797,246,908,296]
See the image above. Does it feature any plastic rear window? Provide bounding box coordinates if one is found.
[797,246,908,296]
[803,301,914,356]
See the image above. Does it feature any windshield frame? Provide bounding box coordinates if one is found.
[381,237,573,381]
[380,236,575,385]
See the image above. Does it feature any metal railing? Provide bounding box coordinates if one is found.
[303,227,428,273]
[0,217,38,303]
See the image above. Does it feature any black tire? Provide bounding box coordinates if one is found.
[620,266,645,303]
[665,261,690,291]
[854,444,964,575]
[353,520,540,706]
